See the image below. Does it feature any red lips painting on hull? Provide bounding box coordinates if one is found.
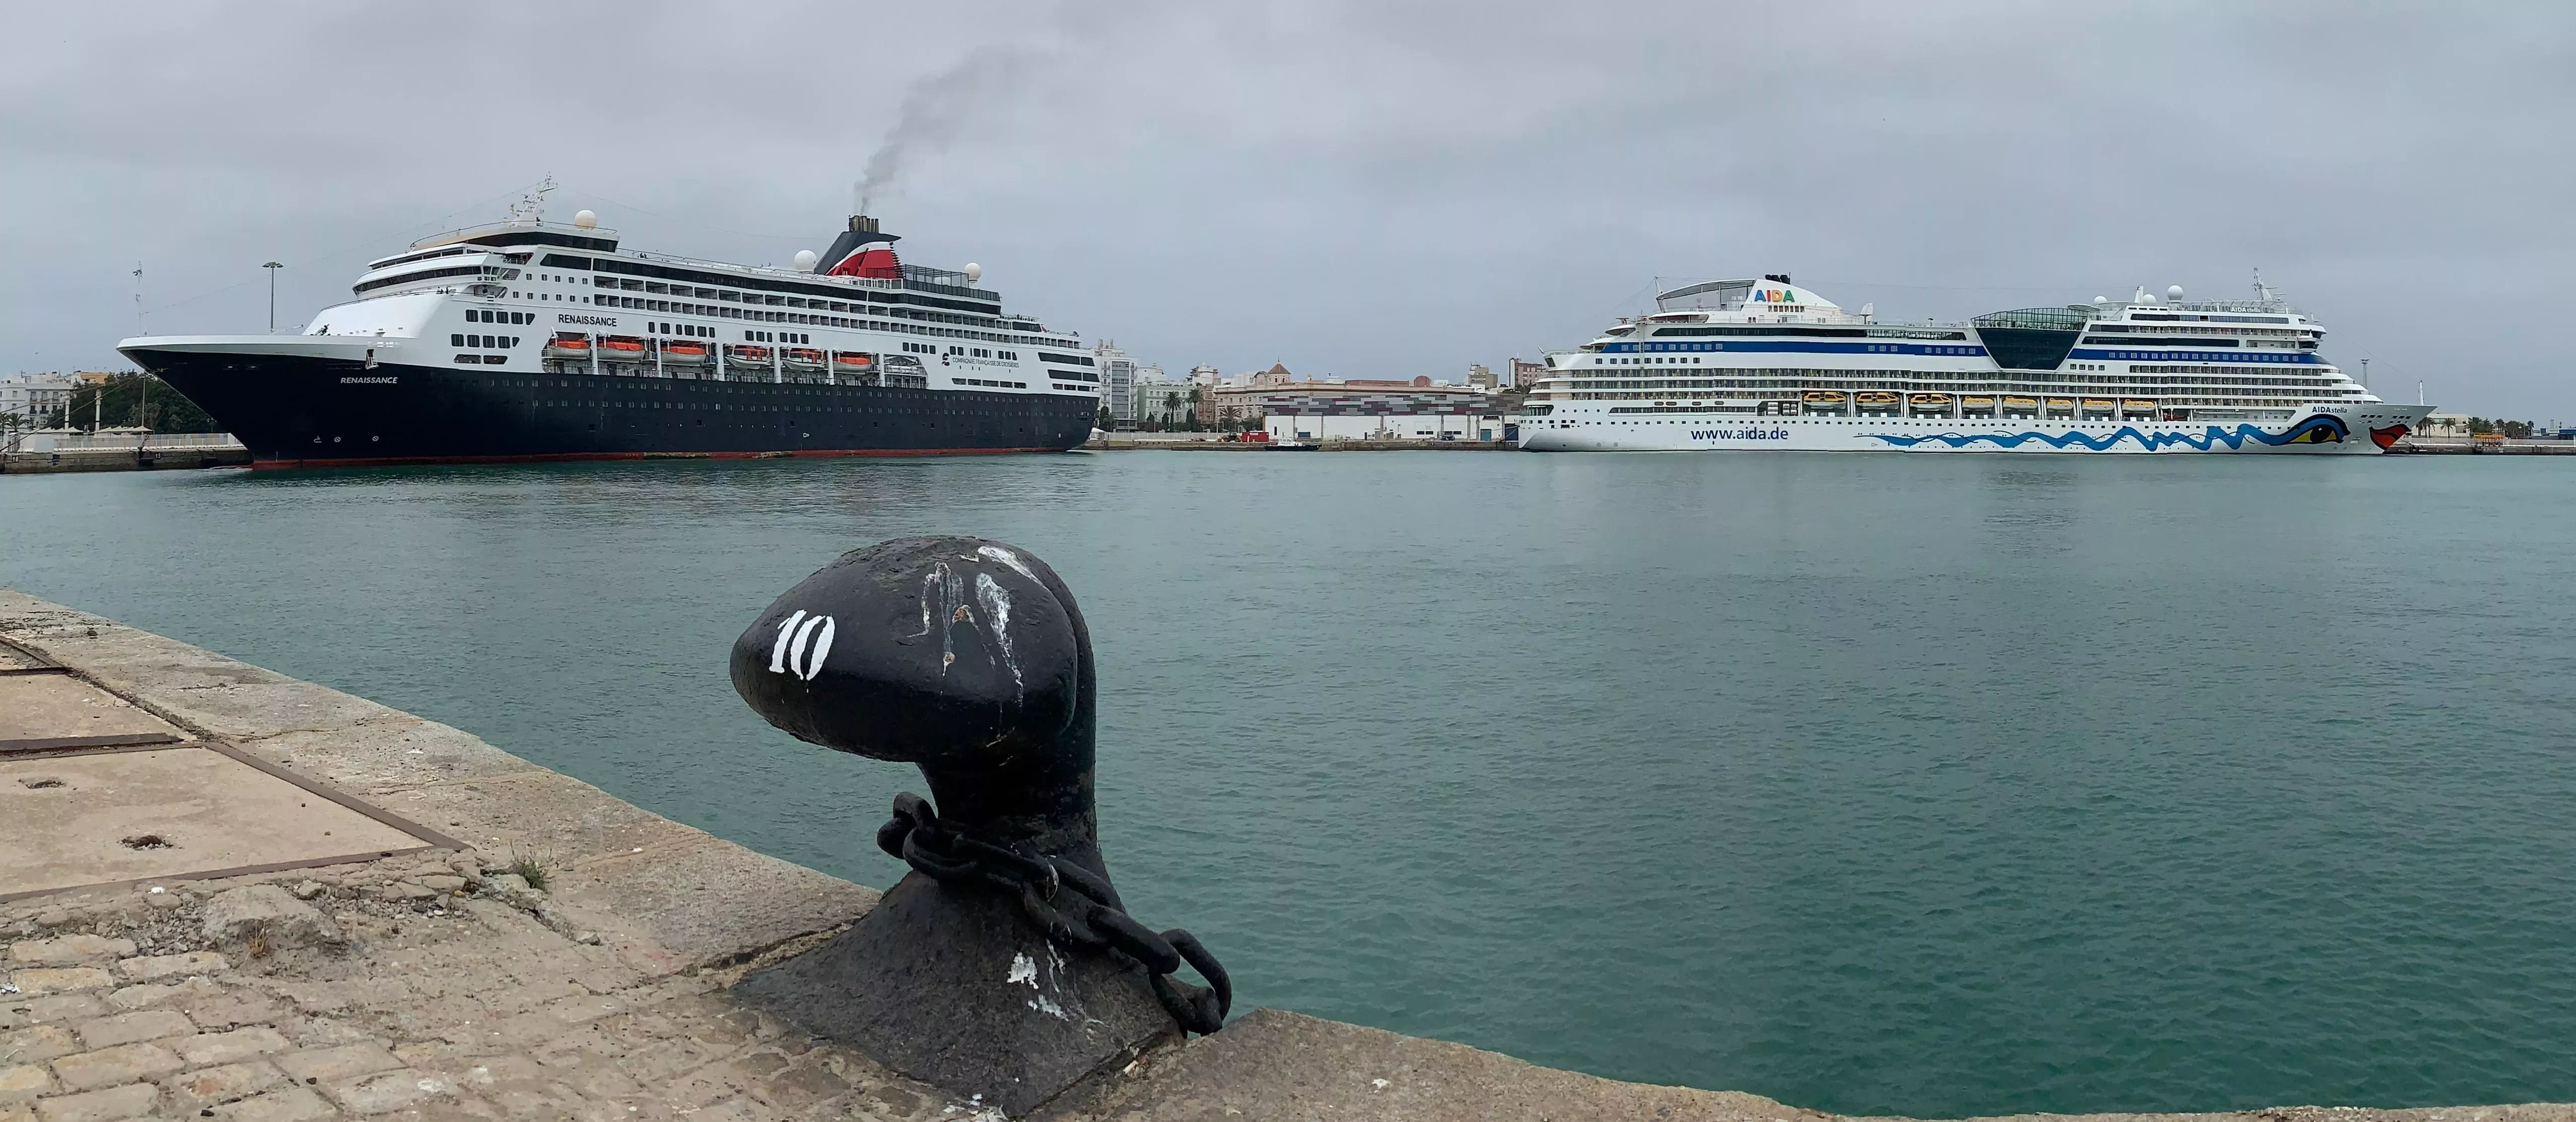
[2370,424,2410,450]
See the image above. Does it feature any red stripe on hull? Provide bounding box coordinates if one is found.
[251,446,1073,470]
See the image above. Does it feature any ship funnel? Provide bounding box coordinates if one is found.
[849,215,880,233]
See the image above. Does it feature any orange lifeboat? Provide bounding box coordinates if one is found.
[725,344,770,368]
[833,352,874,373]
[662,341,711,366]
[780,348,826,374]
[543,333,591,360]
[599,336,648,363]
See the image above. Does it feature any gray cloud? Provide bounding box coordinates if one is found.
[4,1,2570,414]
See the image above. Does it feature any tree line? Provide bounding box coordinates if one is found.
[19,373,224,434]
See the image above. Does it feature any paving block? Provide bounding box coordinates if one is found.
[175,1026,292,1068]
[5,939,135,968]
[71,1010,193,1050]
[48,1042,183,1092]
[0,1063,51,1104]
[114,952,227,984]
[324,1067,453,1114]
[274,1040,400,1085]
[209,1085,335,1121]
[164,1059,284,1112]
[4,970,112,998]
[28,1081,157,1122]
[0,1026,78,1066]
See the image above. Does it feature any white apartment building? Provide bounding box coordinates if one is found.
[1094,340,1141,420]
[1,373,77,428]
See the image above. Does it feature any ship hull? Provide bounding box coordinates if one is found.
[1516,403,2433,454]
[124,343,1095,469]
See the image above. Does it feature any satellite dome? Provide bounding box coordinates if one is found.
[962,263,982,282]
[2142,292,2159,304]
[793,249,819,271]
[2167,285,2185,300]
[572,210,598,230]
[2094,296,2109,304]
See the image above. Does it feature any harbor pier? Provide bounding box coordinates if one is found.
[2,588,2568,1120]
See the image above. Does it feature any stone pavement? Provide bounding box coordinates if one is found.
[3,588,2569,1122]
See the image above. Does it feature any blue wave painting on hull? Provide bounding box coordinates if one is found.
[1865,415,2349,451]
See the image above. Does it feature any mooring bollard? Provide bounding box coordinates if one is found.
[729,536,1228,1114]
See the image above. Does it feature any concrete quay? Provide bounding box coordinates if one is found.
[2392,438,2576,455]
[1084,435,1510,452]
[3,589,2569,1121]
[0,449,252,475]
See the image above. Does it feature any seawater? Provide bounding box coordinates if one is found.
[5,452,2573,1117]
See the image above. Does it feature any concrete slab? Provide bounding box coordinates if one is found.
[0,675,185,747]
[229,716,541,795]
[549,833,877,966]
[1048,1007,1818,1122]
[0,747,431,899]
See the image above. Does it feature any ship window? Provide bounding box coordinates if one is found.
[451,333,464,346]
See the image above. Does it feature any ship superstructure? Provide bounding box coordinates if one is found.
[119,186,1100,467]
[1512,274,2429,453]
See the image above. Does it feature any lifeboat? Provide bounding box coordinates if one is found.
[2122,398,2156,412]
[1909,393,1953,408]
[725,344,771,369]
[662,341,711,365]
[1961,396,1996,408]
[1802,390,1847,404]
[2045,397,2075,411]
[1854,391,1901,411]
[2001,395,2040,411]
[543,333,591,360]
[833,352,875,372]
[2081,398,2116,410]
[780,348,826,373]
[599,336,649,363]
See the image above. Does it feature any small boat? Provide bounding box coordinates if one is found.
[599,336,649,362]
[2045,397,2075,410]
[662,341,711,365]
[725,344,770,369]
[833,352,876,375]
[542,334,591,360]
[1802,390,1847,404]
[780,348,826,373]
[2081,398,2117,411]
[1961,396,1996,408]
[2122,398,2156,411]
[1909,393,1953,409]
[2001,395,2040,411]
[1855,391,1900,410]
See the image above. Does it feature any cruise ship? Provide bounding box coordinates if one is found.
[118,186,1100,468]
[1511,274,2429,453]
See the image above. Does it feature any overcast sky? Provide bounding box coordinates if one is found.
[6,2,2570,413]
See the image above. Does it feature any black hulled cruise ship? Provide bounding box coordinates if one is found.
[120,186,1100,468]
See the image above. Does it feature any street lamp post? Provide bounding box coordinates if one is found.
[264,262,283,331]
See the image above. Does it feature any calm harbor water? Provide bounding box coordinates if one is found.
[5,451,2573,1117]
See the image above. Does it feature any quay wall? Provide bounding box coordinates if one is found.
[1,588,2567,1121]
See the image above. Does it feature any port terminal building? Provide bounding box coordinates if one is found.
[1215,374,1502,442]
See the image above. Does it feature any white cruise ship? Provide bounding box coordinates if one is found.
[117,184,1100,468]
[1511,274,2430,453]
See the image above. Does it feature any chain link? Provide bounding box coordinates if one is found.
[875,793,1231,1035]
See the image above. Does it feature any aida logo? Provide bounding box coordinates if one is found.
[1751,288,1795,303]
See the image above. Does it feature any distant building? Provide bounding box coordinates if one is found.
[1132,379,1197,427]
[0,373,77,428]
[1095,340,1140,420]
[2420,412,2474,437]
[1467,364,1495,389]
[1507,358,1547,388]
[1188,365,1222,387]
[1247,363,1295,389]
[1215,375,1501,442]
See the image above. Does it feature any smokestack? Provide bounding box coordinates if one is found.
[850,215,879,233]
